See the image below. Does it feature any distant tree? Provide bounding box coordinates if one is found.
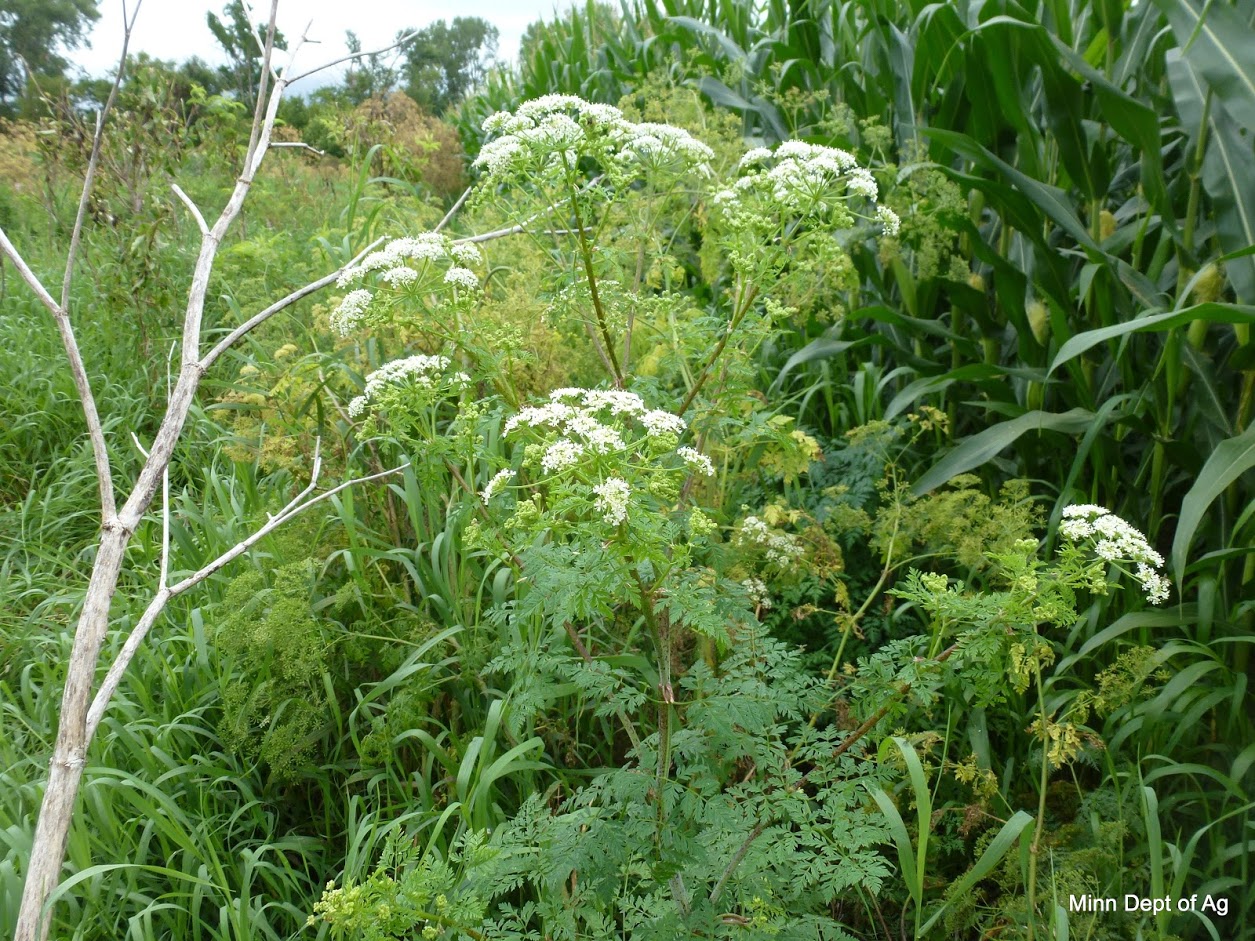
[399,17,497,114]
[342,29,400,107]
[206,0,284,109]
[179,55,227,98]
[0,0,100,113]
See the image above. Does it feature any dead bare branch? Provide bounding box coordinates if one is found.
[455,175,604,245]
[286,29,421,85]
[198,236,385,372]
[170,184,209,236]
[436,186,474,233]
[270,141,327,156]
[61,0,143,313]
[0,228,115,519]
[14,10,320,939]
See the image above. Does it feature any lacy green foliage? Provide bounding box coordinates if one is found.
[879,475,1041,573]
[7,2,1255,937]
[213,555,451,785]
[323,96,1118,941]
[216,561,328,781]
[864,538,1085,712]
[310,832,495,940]
[293,86,1209,941]
[877,154,970,283]
[840,518,1173,783]
[485,631,890,940]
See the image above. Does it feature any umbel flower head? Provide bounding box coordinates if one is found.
[713,140,899,236]
[474,95,714,188]
[331,234,482,335]
[735,515,804,569]
[347,354,470,419]
[490,387,716,533]
[1059,505,1170,605]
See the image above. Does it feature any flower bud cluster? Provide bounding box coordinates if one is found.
[1059,505,1170,605]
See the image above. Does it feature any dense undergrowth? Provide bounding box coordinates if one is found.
[1,1,1253,940]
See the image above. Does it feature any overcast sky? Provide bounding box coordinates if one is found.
[73,0,572,87]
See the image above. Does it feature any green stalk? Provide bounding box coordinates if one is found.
[1238,372,1255,440]
[676,278,759,416]
[1182,91,1211,261]
[563,161,623,386]
[982,336,999,366]
[1239,552,1255,675]
[1026,652,1051,941]
[814,508,901,721]
[1178,87,1211,366]
[636,574,673,847]
[1149,439,1166,540]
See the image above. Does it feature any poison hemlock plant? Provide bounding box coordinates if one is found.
[306,94,1173,940]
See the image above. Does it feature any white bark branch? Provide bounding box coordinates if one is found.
[61,0,142,313]
[0,228,116,519]
[170,184,209,236]
[270,141,326,156]
[436,186,473,233]
[14,7,450,936]
[286,29,421,84]
[15,10,298,939]
[455,222,528,244]
[455,176,604,245]
[122,3,299,533]
[198,236,385,372]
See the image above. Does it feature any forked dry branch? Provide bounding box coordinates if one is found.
[0,5,423,938]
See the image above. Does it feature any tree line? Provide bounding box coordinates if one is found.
[0,0,498,120]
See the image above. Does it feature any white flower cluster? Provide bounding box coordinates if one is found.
[475,95,714,184]
[506,390,661,443]
[1059,505,1170,605]
[330,234,481,335]
[714,140,899,236]
[443,266,479,290]
[380,266,418,286]
[736,515,804,566]
[677,446,714,477]
[616,121,714,172]
[347,354,470,418]
[877,204,902,237]
[593,477,631,526]
[741,577,773,610]
[501,387,714,488]
[480,468,515,502]
[330,289,374,335]
[338,234,451,288]
[541,438,586,473]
